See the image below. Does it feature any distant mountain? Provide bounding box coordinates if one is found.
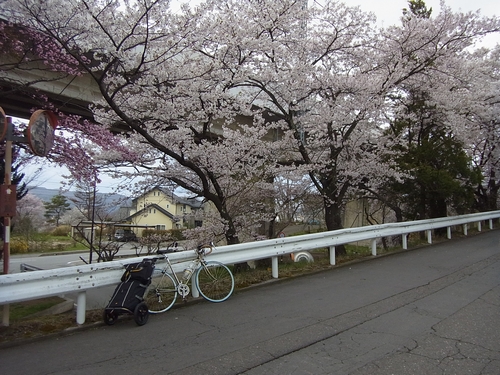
[27,186,132,209]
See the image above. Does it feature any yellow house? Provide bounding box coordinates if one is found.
[124,187,204,237]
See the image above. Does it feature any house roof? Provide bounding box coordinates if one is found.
[124,203,178,222]
[132,186,204,209]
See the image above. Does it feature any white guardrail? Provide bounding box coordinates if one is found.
[1,210,500,324]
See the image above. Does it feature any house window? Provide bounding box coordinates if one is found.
[156,225,166,230]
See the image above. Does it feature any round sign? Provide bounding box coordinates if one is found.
[0,106,6,142]
[27,110,58,156]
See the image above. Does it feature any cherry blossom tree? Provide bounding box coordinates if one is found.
[61,206,86,227]
[273,175,323,227]
[12,193,45,240]
[1,0,294,246]
[192,0,500,236]
[367,1,488,221]
[1,0,499,251]
[381,2,500,215]
[451,46,500,211]
[0,18,129,186]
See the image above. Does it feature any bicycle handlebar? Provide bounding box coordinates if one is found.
[197,242,214,256]
[155,242,215,257]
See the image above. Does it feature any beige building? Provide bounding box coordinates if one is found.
[124,187,205,237]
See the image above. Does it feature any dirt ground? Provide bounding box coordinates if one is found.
[0,307,104,346]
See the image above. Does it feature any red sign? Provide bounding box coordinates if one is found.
[0,185,17,217]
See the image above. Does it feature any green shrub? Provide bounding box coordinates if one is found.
[10,238,29,254]
[51,225,71,237]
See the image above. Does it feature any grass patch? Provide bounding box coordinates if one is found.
[9,235,89,255]
[9,297,66,321]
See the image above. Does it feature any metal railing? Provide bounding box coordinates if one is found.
[19,263,43,272]
[1,210,499,324]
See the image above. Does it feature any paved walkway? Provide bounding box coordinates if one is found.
[242,250,500,375]
[0,230,499,375]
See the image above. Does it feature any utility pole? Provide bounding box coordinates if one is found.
[1,116,15,326]
[0,107,57,326]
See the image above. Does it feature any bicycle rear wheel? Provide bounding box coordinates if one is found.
[145,269,178,313]
[195,261,234,302]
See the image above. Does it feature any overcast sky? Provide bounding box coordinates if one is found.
[344,0,499,25]
[23,0,499,193]
[345,0,499,46]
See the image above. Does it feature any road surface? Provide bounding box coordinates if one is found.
[1,230,499,375]
[6,242,141,272]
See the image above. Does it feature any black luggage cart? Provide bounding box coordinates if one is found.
[103,258,156,326]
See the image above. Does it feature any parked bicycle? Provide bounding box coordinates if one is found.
[145,242,235,313]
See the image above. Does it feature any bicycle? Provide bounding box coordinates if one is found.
[144,242,235,313]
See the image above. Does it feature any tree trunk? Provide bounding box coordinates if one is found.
[222,211,250,272]
[429,196,448,236]
[487,172,499,211]
[324,199,346,256]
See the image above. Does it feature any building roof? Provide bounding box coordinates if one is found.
[132,186,204,209]
[124,203,178,222]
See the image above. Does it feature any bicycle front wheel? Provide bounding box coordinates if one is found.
[195,261,234,302]
[145,269,178,313]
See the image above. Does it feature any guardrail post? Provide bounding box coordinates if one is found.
[2,211,500,325]
[329,246,336,265]
[272,256,278,278]
[371,239,377,256]
[191,274,199,298]
[477,221,482,232]
[447,227,452,239]
[76,291,86,325]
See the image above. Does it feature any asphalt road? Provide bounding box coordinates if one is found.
[7,242,141,272]
[1,230,499,375]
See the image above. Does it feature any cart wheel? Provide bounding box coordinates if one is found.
[134,302,149,326]
[103,310,118,325]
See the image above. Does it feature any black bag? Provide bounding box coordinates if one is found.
[121,259,155,284]
[105,280,148,312]
[104,258,157,326]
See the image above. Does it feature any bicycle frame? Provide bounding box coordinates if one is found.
[145,242,235,313]
[154,244,212,298]
[158,254,199,286]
